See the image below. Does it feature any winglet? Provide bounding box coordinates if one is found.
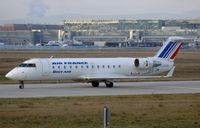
[166,66,175,77]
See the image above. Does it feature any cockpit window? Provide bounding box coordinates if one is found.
[18,63,36,68]
[28,64,36,67]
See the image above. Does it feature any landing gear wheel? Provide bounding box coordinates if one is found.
[19,84,24,89]
[19,81,24,89]
[105,82,114,88]
[91,81,99,87]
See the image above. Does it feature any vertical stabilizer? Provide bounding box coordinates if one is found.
[155,37,183,61]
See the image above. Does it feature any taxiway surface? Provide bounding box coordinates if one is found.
[0,81,199,98]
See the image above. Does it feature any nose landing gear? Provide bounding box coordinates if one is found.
[19,81,24,89]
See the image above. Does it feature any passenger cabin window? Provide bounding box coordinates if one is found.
[18,63,36,68]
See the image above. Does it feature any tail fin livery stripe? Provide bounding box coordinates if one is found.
[170,43,182,59]
[167,44,179,58]
[155,37,183,60]
[164,43,178,58]
[158,41,173,58]
[163,42,176,58]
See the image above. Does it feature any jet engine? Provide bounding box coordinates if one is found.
[134,58,162,69]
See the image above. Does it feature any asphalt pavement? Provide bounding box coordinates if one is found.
[0,81,199,98]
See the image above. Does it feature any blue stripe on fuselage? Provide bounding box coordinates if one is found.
[158,41,173,58]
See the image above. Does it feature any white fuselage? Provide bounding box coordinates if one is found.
[6,57,173,81]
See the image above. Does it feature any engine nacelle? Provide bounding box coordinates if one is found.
[134,58,162,69]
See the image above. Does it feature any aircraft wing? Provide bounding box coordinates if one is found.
[80,66,175,81]
[80,75,164,81]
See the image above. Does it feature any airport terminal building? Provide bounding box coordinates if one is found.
[0,24,63,45]
[0,20,200,47]
[63,20,200,47]
[63,20,162,47]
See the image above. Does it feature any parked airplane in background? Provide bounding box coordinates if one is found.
[36,36,66,47]
[36,40,64,47]
[6,37,183,89]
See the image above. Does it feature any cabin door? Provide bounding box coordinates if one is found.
[40,59,50,76]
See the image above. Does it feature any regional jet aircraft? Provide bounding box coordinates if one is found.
[5,37,183,89]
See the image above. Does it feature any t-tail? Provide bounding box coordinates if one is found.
[154,37,183,61]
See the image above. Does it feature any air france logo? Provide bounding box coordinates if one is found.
[51,61,88,74]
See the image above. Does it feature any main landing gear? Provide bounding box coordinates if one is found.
[105,81,114,88]
[91,81,99,87]
[91,81,114,88]
[19,81,24,89]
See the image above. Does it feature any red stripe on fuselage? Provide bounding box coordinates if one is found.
[170,43,182,59]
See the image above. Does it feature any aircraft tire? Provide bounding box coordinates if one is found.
[91,81,99,87]
[19,81,24,89]
[105,82,114,88]
[19,84,24,89]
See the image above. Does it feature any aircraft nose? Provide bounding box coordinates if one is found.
[5,71,14,79]
[6,72,13,79]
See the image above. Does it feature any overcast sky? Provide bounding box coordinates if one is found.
[0,0,200,23]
